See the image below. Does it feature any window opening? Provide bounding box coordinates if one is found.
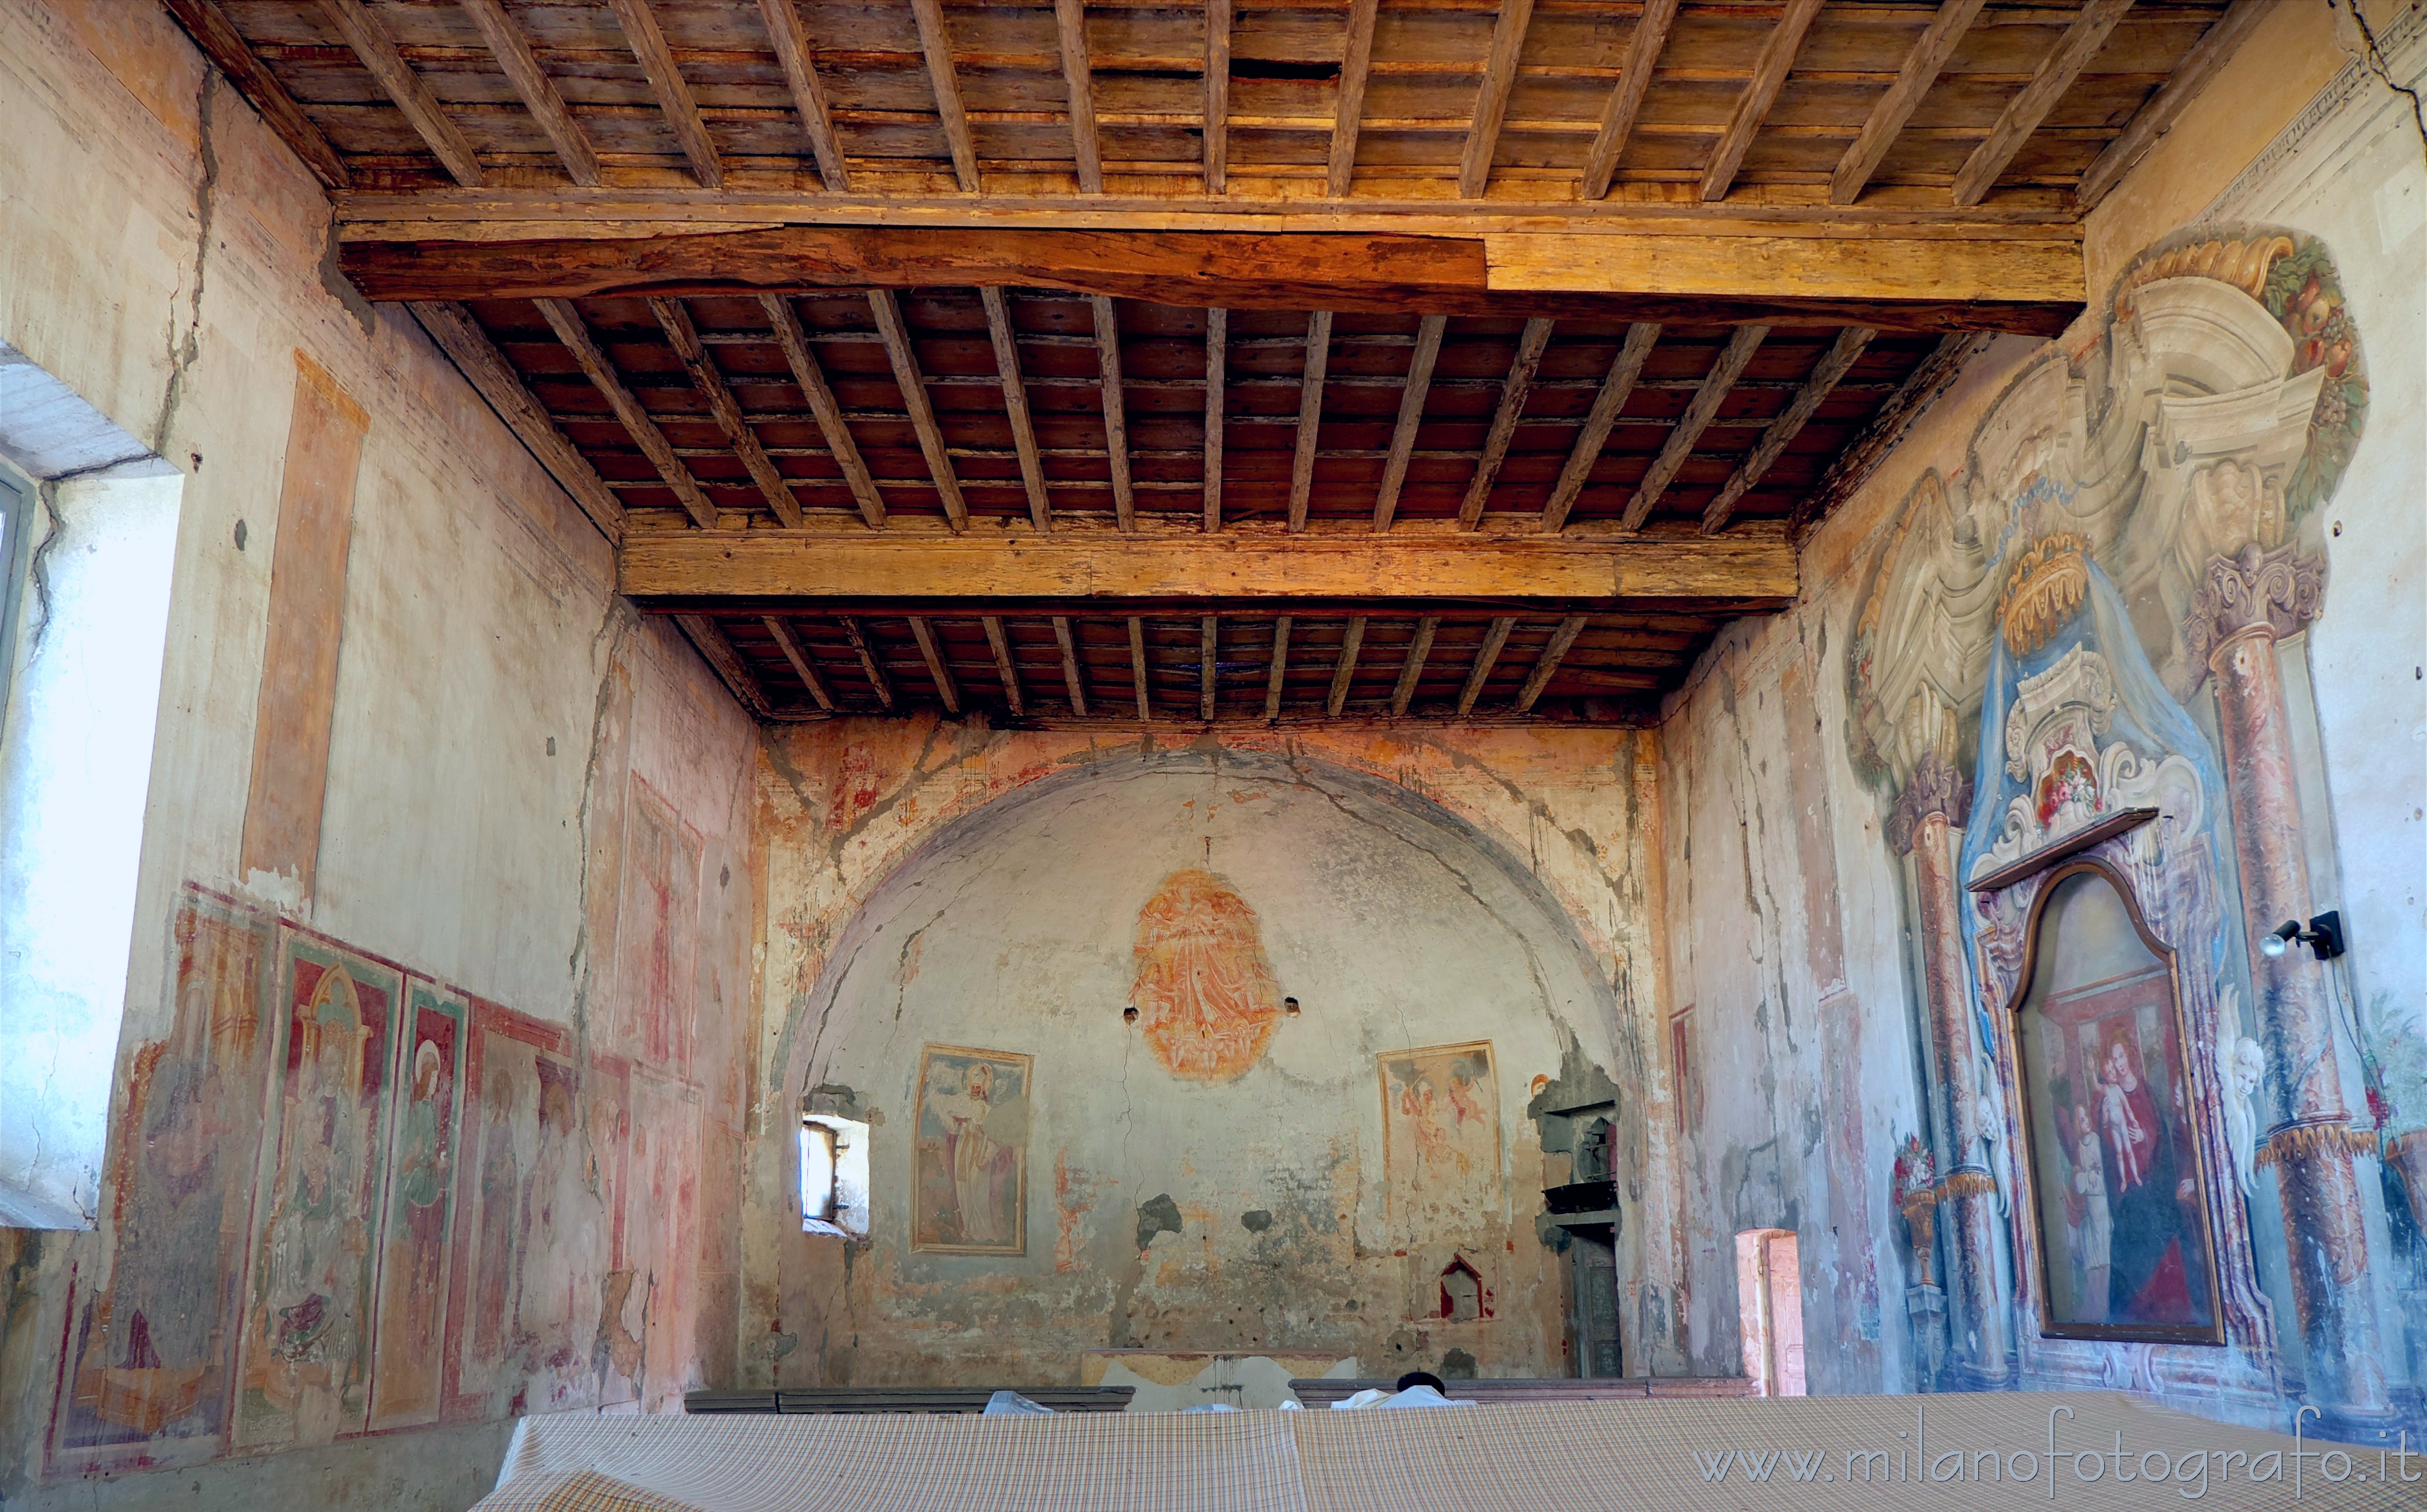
[801,1113,870,1239]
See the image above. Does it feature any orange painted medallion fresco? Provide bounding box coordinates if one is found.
[1129,869,1282,1082]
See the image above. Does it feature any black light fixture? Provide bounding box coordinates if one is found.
[2260,912,2345,961]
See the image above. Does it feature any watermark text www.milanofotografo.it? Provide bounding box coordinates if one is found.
[1680,1405,2425,1500]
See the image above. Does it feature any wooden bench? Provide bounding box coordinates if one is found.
[685,1386,1136,1415]
[1287,1376,1754,1407]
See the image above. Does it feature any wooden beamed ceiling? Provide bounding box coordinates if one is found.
[160,0,2257,725]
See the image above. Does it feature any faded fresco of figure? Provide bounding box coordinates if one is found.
[1129,869,1284,1082]
[912,1045,1030,1254]
[2066,1105,2113,1322]
[1380,1043,1501,1246]
[368,986,465,1430]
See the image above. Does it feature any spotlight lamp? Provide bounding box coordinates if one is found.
[2260,912,2346,962]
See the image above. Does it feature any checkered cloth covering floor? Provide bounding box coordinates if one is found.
[474,1390,2423,1512]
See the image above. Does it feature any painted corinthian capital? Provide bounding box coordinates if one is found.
[2182,541,2325,682]
[1886,753,1974,856]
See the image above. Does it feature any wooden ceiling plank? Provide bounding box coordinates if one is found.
[1263,614,1291,722]
[407,301,623,543]
[1327,0,1380,198]
[1199,615,1219,720]
[604,0,725,189]
[160,0,349,188]
[983,615,1025,714]
[841,617,896,710]
[676,615,771,717]
[1458,0,1538,200]
[867,290,970,531]
[1287,310,1334,533]
[650,297,803,529]
[1513,614,1587,712]
[1456,317,1554,530]
[1092,296,1137,531]
[535,297,717,530]
[456,0,599,187]
[1620,323,1768,530]
[1325,616,1368,716]
[754,0,851,192]
[1701,325,1873,535]
[1828,0,1989,207]
[1203,0,1232,193]
[759,294,887,529]
[910,0,982,192]
[981,288,1053,532]
[1580,0,1678,200]
[1050,617,1089,714]
[763,616,835,710]
[1372,313,1444,533]
[1699,0,1826,204]
[1456,616,1514,716]
[1952,0,2136,209]
[2076,0,2266,212]
[1055,0,1105,194]
[1792,330,1990,537]
[1389,615,1440,717]
[320,0,485,187]
[1203,308,1227,531]
[909,617,961,712]
[1540,320,1659,534]
[1129,616,1151,719]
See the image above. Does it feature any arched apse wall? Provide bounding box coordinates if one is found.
[744,743,1654,1390]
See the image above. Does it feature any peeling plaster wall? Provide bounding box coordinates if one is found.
[743,724,1691,1386]
[0,3,757,1505]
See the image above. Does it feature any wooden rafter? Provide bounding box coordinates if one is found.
[604,0,724,189]
[1264,615,1291,721]
[535,298,717,530]
[1203,0,1232,192]
[867,290,970,530]
[1701,326,1874,534]
[910,618,961,712]
[1580,0,1678,200]
[1287,311,1333,533]
[1328,0,1380,197]
[1055,617,1090,714]
[1540,321,1659,533]
[841,617,895,709]
[1456,617,1514,715]
[763,616,835,710]
[1700,0,1825,203]
[1092,296,1136,530]
[754,0,850,191]
[159,0,350,187]
[320,0,485,186]
[457,0,599,187]
[1199,616,1219,720]
[1952,0,2135,208]
[1202,308,1227,530]
[1128,617,1150,719]
[407,301,623,542]
[1458,0,1537,199]
[2076,0,2266,212]
[1514,615,1587,711]
[981,288,1052,532]
[1390,616,1441,717]
[1791,330,1990,537]
[1373,314,1446,532]
[649,297,803,529]
[983,615,1025,714]
[1829,0,1988,206]
[1055,0,1104,193]
[1457,318,1554,529]
[758,294,886,529]
[909,0,981,192]
[1620,324,1768,530]
[1325,618,1368,716]
[677,614,771,716]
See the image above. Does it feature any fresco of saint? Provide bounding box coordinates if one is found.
[911,1045,1030,1254]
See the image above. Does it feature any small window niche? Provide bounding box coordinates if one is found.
[801,1113,870,1239]
[1438,1256,1489,1323]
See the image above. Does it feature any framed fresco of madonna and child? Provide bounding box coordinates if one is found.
[2010,861,2225,1345]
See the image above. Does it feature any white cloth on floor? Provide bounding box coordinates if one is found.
[1326,1385,1474,1410]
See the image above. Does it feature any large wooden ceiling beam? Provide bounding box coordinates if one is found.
[2075,0,2267,213]
[758,294,886,528]
[1203,0,1232,193]
[867,290,970,530]
[1055,0,1105,193]
[1700,0,1824,203]
[1540,321,1659,534]
[1287,311,1333,533]
[1620,324,1768,530]
[1513,615,1586,712]
[1952,0,2135,209]
[1328,0,1380,197]
[1829,0,1988,206]
[605,0,724,189]
[1092,296,1136,531]
[754,0,851,191]
[458,0,599,187]
[616,530,1797,606]
[407,300,623,542]
[342,226,2083,337]
[1457,318,1553,529]
[320,0,485,186]
[650,297,803,528]
[1372,314,1446,533]
[1580,0,1678,200]
[1458,0,1537,199]
[981,288,1052,532]
[535,298,718,530]
[1202,308,1227,530]
[160,0,350,188]
[910,0,981,192]
[1701,325,1873,535]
